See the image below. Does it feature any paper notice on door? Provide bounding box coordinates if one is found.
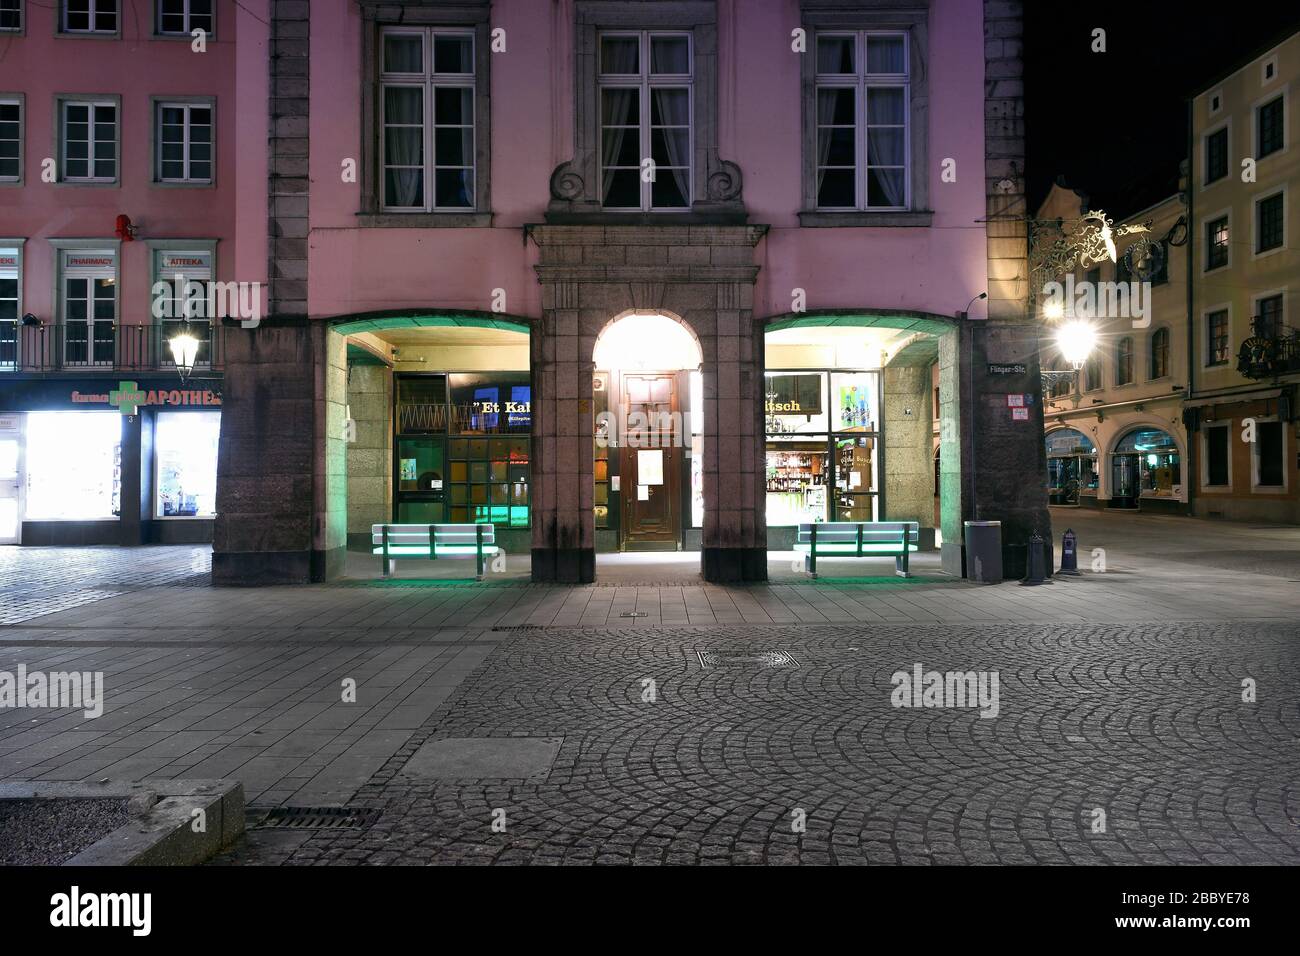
[637,484,650,501]
[637,450,664,485]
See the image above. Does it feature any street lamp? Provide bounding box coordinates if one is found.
[1056,320,1098,371]
[168,325,201,382]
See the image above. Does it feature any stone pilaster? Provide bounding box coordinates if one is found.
[962,0,1051,578]
[267,0,310,316]
[883,363,936,548]
[345,364,393,549]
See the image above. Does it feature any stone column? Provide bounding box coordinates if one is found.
[704,279,767,581]
[344,363,392,550]
[530,279,596,584]
[213,323,317,584]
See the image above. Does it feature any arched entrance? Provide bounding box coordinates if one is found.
[591,312,703,553]
[762,310,959,557]
[328,310,534,577]
[1108,426,1183,511]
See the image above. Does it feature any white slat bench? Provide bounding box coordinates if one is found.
[371,523,501,580]
[795,521,920,578]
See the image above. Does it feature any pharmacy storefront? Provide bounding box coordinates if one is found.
[0,377,221,546]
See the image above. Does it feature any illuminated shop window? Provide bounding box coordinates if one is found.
[25,411,121,520]
[155,411,219,517]
[396,372,531,528]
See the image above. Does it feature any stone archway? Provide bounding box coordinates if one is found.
[527,223,766,584]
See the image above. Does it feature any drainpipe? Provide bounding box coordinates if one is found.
[1184,97,1196,517]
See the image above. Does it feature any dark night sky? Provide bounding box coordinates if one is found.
[1024,2,1300,217]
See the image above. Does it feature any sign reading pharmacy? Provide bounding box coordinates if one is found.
[72,381,223,415]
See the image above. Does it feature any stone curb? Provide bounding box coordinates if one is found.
[0,779,245,866]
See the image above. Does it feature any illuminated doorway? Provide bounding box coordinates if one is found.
[592,313,703,552]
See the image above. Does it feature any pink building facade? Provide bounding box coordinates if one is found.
[1,0,1050,582]
[0,1,268,547]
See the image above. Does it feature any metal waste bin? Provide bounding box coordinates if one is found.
[964,520,1002,583]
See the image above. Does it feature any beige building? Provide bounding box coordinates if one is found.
[1035,184,1190,514]
[1188,30,1300,523]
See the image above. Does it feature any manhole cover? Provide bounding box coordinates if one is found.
[399,737,563,781]
[696,650,800,668]
[254,807,381,830]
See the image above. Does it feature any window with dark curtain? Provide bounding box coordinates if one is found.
[1207,310,1229,365]
[1206,426,1229,486]
[1150,328,1169,378]
[1257,421,1283,486]
[1205,127,1228,183]
[1257,96,1284,157]
[1257,192,1284,253]
[1116,337,1133,384]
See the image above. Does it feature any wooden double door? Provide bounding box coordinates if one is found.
[620,372,681,550]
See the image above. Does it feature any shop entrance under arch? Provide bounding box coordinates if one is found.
[761,310,960,559]
[328,312,534,577]
[591,312,703,553]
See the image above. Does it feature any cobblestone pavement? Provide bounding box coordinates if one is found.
[222,620,1300,866]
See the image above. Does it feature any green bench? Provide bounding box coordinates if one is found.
[372,523,500,580]
[795,521,919,578]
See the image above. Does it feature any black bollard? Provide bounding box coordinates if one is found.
[1058,529,1080,576]
[1019,532,1050,586]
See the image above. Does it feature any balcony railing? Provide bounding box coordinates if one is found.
[1238,318,1300,380]
[0,322,226,374]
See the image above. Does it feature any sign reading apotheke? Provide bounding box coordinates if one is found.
[98,381,222,415]
[0,377,223,414]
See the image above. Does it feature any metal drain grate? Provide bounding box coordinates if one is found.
[696,650,800,668]
[254,806,381,830]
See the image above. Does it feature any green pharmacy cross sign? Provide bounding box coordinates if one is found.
[109,381,147,416]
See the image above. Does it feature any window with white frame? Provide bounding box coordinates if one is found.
[0,0,20,32]
[62,0,116,33]
[1203,424,1230,487]
[0,246,18,371]
[59,250,116,367]
[1255,293,1283,339]
[151,248,213,366]
[1206,309,1229,366]
[1149,327,1170,379]
[157,0,212,36]
[814,31,909,211]
[61,100,117,182]
[1205,215,1229,271]
[1257,95,1284,158]
[598,31,692,211]
[380,27,475,211]
[1256,190,1284,253]
[156,102,212,183]
[1204,126,1227,184]
[1254,419,1285,488]
[0,98,19,181]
